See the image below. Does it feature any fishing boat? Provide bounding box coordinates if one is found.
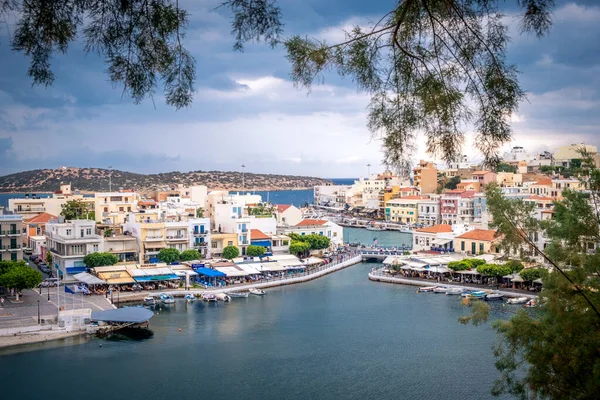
[460,290,474,297]
[366,224,386,231]
[446,288,463,296]
[228,292,249,298]
[433,286,449,293]
[143,295,157,305]
[215,293,231,302]
[201,293,217,302]
[524,299,537,308]
[185,294,196,302]
[159,293,175,304]
[249,288,265,296]
[467,291,487,299]
[484,293,504,301]
[418,286,437,292]
[506,296,529,305]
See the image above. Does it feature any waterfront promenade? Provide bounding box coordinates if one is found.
[368,268,536,299]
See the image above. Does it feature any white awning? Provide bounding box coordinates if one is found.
[426,266,449,274]
[276,258,304,267]
[457,270,480,275]
[128,267,174,277]
[303,257,323,266]
[404,261,427,268]
[259,262,287,272]
[238,263,262,275]
[173,270,198,277]
[432,238,452,245]
[215,266,250,277]
[73,272,105,285]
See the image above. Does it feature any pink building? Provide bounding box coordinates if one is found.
[471,171,497,187]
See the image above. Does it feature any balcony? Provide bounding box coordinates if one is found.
[194,242,207,248]
[145,236,164,241]
[14,207,45,213]
[166,235,188,241]
[192,231,208,237]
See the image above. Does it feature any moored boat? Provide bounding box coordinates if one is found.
[143,295,157,305]
[446,288,463,296]
[506,296,529,305]
[433,286,449,293]
[249,288,265,296]
[159,293,175,304]
[524,299,537,308]
[467,290,487,299]
[460,290,474,297]
[366,224,386,231]
[484,293,504,301]
[201,293,217,302]
[418,286,437,292]
[185,294,196,302]
[228,292,249,298]
[215,293,231,302]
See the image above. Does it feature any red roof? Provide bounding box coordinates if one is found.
[250,229,271,240]
[534,177,552,186]
[527,195,554,201]
[295,219,327,227]
[472,170,494,175]
[457,229,499,242]
[416,224,453,234]
[276,204,292,213]
[399,187,416,192]
[24,212,57,224]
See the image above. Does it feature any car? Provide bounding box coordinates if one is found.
[40,278,59,287]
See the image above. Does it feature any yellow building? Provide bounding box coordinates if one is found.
[95,191,139,225]
[456,229,500,255]
[210,233,239,256]
[385,196,421,224]
[413,160,438,194]
[457,180,481,192]
[496,172,523,187]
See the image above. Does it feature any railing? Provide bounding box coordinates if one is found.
[145,236,164,240]
[14,207,46,213]
[1,244,22,250]
[0,230,21,236]
[193,231,208,236]
[166,235,187,240]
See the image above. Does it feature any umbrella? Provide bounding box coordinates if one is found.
[511,275,524,283]
[533,278,543,284]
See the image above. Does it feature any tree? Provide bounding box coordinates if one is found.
[180,249,201,261]
[519,267,549,282]
[539,165,555,175]
[196,208,204,218]
[460,158,600,398]
[289,241,311,257]
[83,252,118,268]
[1,0,555,166]
[496,163,517,173]
[246,245,265,257]
[444,176,461,190]
[0,262,43,301]
[60,199,93,220]
[302,234,331,250]
[157,248,180,264]
[475,263,511,283]
[222,246,239,260]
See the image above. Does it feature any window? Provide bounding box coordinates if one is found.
[461,241,465,251]
[66,229,72,236]
[211,241,218,249]
[119,207,124,212]
[333,232,337,237]
[415,237,419,245]
[128,207,131,212]
[283,240,289,246]
[104,207,108,212]
[227,241,233,246]
[93,244,99,252]
[479,243,484,253]
[86,228,92,235]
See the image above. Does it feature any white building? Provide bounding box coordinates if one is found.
[189,217,211,258]
[9,184,94,220]
[417,196,441,226]
[45,219,103,281]
[275,204,303,227]
[277,219,344,249]
[314,185,355,210]
[503,146,530,163]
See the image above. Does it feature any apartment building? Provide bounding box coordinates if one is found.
[440,190,475,225]
[45,219,103,279]
[456,229,501,255]
[95,191,139,225]
[471,171,497,187]
[413,160,438,194]
[275,204,303,227]
[0,212,24,262]
[314,185,355,210]
[385,197,421,224]
[278,219,343,248]
[496,172,522,187]
[417,196,441,226]
[23,212,56,247]
[9,184,94,219]
[210,233,239,256]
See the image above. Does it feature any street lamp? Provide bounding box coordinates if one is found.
[37,300,40,324]
[108,165,113,192]
[367,163,372,177]
[241,164,246,193]
[47,284,50,301]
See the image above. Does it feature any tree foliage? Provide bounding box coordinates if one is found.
[476,263,511,278]
[222,245,240,260]
[496,163,517,173]
[289,241,310,256]
[0,261,43,300]
[472,152,600,398]
[303,234,331,250]
[444,176,461,190]
[157,247,180,264]
[83,252,118,268]
[448,258,485,271]
[180,249,201,261]
[246,245,265,257]
[60,199,93,220]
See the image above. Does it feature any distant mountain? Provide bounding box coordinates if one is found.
[0,167,331,193]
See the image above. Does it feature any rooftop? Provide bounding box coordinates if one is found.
[457,229,499,242]
[24,212,57,224]
[295,219,327,227]
[251,229,271,240]
[276,204,292,213]
[415,224,453,234]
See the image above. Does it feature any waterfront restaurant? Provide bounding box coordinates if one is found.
[94,265,136,285]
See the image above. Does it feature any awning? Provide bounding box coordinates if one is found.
[144,242,166,249]
[511,275,524,282]
[73,272,106,285]
[533,278,543,284]
[66,266,86,274]
[237,263,262,275]
[404,261,427,268]
[251,239,271,248]
[195,267,226,277]
[97,271,135,284]
[258,262,287,272]
[457,270,480,275]
[303,257,323,266]
[432,238,452,245]
[128,267,175,278]
[426,266,449,274]
[276,258,304,267]
[215,266,250,277]
[134,274,179,282]
[173,270,198,277]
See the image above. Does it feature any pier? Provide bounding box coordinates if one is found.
[359,247,411,261]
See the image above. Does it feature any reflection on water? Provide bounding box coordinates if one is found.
[104,327,154,342]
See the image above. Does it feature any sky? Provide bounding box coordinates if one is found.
[0,0,599,178]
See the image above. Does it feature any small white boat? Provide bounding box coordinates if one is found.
[418,286,437,292]
[159,293,175,304]
[215,293,231,302]
[506,296,529,305]
[228,292,249,298]
[485,293,504,301]
[185,294,196,302]
[143,295,157,305]
[446,288,463,296]
[249,288,265,296]
[468,291,487,299]
[433,286,449,293]
[524,299,537,308]
[366,224,385,231]
[201,293,217,302]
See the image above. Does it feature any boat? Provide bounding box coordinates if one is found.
[418,286,437,292]
[484,293,504,301]
[433,286,449,293]
[228,292,249,298]
[366,224,386,231]
[506,296,529,305]
[201,293,217,302]
[215,293,231,302]
[185,294,196,302]
[159,293,175,304]
[524,299,537,308]
[460,290,474,297]
[143,295,157,306]
[249,288,265,296]
[467,291,487,299]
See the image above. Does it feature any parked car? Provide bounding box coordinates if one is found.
[39,278,59,287]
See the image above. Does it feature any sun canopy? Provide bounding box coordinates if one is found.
[303,257,323,266]
[97,271,135,284]
[195,267,226,278]
[91,308,154,323]
[73,272,105,285]
[457,270,480,275]
[426,266,450,274]
[258,262,287,272]
[432,238,452,245]
[276,258,304,267]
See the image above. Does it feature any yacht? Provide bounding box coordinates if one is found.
[484,293,504,301]
[201,293,217,302]
[228,292,249,298]
[215,293,231,302]
[159,293,175,304]
[506,296,529,305]
[143,295,157,306]
[446,288,463,296]
[249,288,265,296]
[433,286,449,294]
[418,286,437,292]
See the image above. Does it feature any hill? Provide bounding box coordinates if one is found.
[0,167,331,193]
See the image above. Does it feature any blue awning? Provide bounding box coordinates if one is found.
[251,240,271,248]
[195,267,226,277]
[66,266,86,274]
[134,274,179,282]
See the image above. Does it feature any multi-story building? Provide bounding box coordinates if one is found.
[413,160,438,194]
[472,193,489,229]
[385,196,421,224]
[278,219,343,249]
[457,196,475,225]
[551,179,583,197]
[275,205,303,227]
[554,143,597,168]
[496,172,523,187]
[456,229,501,255]
[529,178,553,197]
[471,171,497,188]
[0,211,24,262]
[102,233,139,264]
[45,219,103,280]
[502,146,530,163]
[95,191,139,225]
[314,185,355,210]
[210,232,239,256]
[8,184,94,219]
[23,212,56,247]
[440,190,475,225]
[457,179,481,192]
[189,218,211,258]
[417,196,441,226]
